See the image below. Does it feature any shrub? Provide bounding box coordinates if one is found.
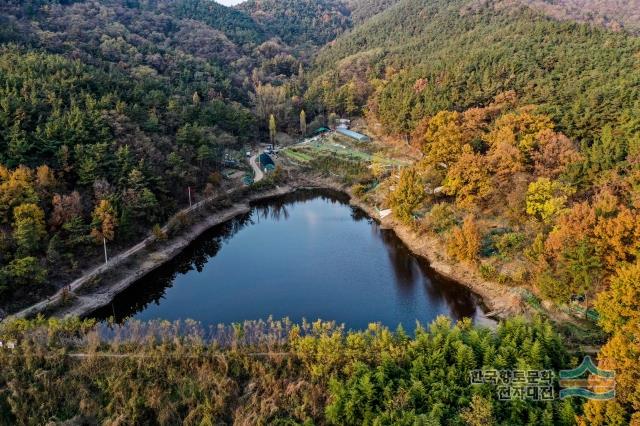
[152,224,167,241]
[511,267,529,284]
[536,270,572,303]
[479,263,497,280]
[167,212,192,235]
[426,203,458,233]
[351,183,367,197]
[495,232,527,258]
[447,215,482,262]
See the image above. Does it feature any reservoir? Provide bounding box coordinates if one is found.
[92,191,491,332]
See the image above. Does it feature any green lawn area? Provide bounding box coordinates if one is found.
[284,136,411,170]
[282,149,313,163]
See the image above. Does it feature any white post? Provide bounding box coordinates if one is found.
[188,186,192,207]
[103,237,108,265]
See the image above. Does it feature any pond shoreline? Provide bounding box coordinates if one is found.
[305,177,528,319]
[6,176,530,322]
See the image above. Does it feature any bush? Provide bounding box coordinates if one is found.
[426,203,458,233]
[152,224,167,242]
[167,212,192,236]
[536,270,572,303]
[495,232,527,258]
[351,183,367,197]
[510,267,529,284]
[479,263,497,280]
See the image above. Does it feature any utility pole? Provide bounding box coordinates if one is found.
[188,186,192,207]
[103,237,108,265]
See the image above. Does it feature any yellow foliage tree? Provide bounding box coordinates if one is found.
[443,145,492,209]
[592,206,640,271]
[418,111,471,167]
[388,168,424,224]
[0,165,38,222]
[581,262,640,425]
[90,199,117,243]
[525,177,574,223]
[35,165,57,191]
[484,107,554,160]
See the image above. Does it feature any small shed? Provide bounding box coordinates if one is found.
[258,153,275,171]
[314,127,330,134]
[336,128,370,142]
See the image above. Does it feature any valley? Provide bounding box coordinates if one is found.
[0,0,639,424]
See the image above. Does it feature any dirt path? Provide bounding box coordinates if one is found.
[6,191,232,320]
[250,153,265,182]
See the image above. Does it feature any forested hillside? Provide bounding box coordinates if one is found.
[306,0,640,144]
[238,0,352,48]
[1,0,640,424]
[167,0,267,46]
[300,1,640,423]
[223,4,640,422]
[517,0,640,33]
[0,0,269,309]
[346,0,402,23]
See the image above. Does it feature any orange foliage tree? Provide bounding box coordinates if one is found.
[447,215,482,263]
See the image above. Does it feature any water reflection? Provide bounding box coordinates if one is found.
[91,190,490,331]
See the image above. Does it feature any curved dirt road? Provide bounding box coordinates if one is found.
[250,153,265,183]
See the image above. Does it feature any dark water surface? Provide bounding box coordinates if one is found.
[92,191,492,332]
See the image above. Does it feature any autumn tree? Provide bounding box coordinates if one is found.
[417,111,470,167]
[0,166,38,222]
[447,215,482,262]
[526,178,573,223]
[484,108,554,161]
[581,262,640,425]
[596,262,640,334]
[532,130,582,178]
[300,109,307,136]
[50,191,83,230]
[460,395,495,426]
[592,206,640,271]
[90,200,117,243]
[443,145,491,209]
[387,168,424,223]
[35,165,57,195]
[545,202,596,260]
[486,138,525,188]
